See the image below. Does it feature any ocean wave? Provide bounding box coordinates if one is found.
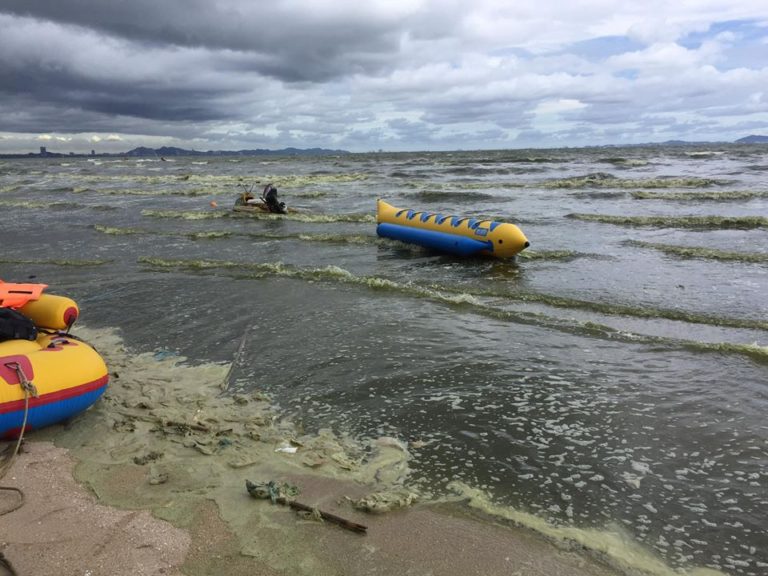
[597,157,651,167]
[388,170,432,180]
[93,224,377,245]
[229,210,376,224]
[569,190,628,199]
[94,224,151,235]
[686,341,768,363]
[544,174,725,189]
[42,171,370,191]
[631,190,768,201]
[80,187,217,197]
[442,166,537,176]
[0,257,111,266]
[296,233,377,245]
[516,250,586,261]
[0,199,92,210]
[139,205,375,225]
[141,209,229,220]
[684,150,721,158]
[568,213,768,230]
[627,241,768,263]
[137,257,768,364]
[409,190,497,202]
[431,284,768,332]
[404,181,526,192]
[503,156,558,163]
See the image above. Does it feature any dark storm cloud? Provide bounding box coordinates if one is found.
[1,0,411,83]
[0,1,426,146]
[0,62,234,129]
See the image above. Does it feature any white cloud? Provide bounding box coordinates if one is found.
[534,99,588,116]
[2,1,768,152]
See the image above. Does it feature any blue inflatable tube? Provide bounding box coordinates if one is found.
[377,223,493,256]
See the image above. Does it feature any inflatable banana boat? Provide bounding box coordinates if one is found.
[0,283,108,439]
[376,199,529,258]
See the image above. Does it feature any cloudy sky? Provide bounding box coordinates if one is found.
[1,1,768,153]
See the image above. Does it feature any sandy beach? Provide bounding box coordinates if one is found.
[0,440,625,576]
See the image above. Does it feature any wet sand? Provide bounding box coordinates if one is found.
[0,441,622,576]
[0,442,189,576]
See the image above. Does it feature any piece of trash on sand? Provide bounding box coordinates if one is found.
[275,444,298,454]
[246,479,367,534]
[245,479,299,502]
[351,489,419,514]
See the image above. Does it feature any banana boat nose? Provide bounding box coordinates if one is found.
[491,224,529,258]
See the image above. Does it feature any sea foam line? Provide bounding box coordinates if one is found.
[568,214,768,230]
[627,241,768,263]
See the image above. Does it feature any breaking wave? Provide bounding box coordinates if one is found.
[0,257,111,266]
[516,250,587,261]
[409,190,497,203]
[141,209,229,220]
[0,199,90,210]
[568,214,768,230]
[597,157,651,168]
[631,190,768,201]
[141,209,377,224]
[94,223,377,246]
[627,240,768,263]
[543,173,725,189]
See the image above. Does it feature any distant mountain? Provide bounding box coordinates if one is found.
[735,135,768,144]
[658,140,723,146]
[124,146,349,157]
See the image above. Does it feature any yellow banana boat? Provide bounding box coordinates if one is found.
[376,199,529,258]
[0,289,108,439]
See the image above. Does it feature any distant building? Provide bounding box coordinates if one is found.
[91,149,95,156]
[40,146,47,156]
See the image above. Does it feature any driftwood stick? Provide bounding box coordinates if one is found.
[275,497,368,534]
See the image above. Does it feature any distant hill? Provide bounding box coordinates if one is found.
[658,140,724,146]
[124,146,349,157]
[735,135,768,144]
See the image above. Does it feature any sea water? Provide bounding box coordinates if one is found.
[1,145,767,575]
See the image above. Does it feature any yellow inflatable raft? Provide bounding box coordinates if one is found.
[376,199,529,258]
[0,289,109,439]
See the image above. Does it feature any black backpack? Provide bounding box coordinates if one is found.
[0,308,38,342]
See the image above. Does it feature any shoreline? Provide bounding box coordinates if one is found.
[1,440,624,576]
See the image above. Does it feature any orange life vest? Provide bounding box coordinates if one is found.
[0,281,48,309]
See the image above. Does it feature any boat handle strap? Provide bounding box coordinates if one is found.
[4,362,38,398]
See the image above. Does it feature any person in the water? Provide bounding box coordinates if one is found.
[261,183,286,213]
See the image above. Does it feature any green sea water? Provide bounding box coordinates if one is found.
[1,145,767,575]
